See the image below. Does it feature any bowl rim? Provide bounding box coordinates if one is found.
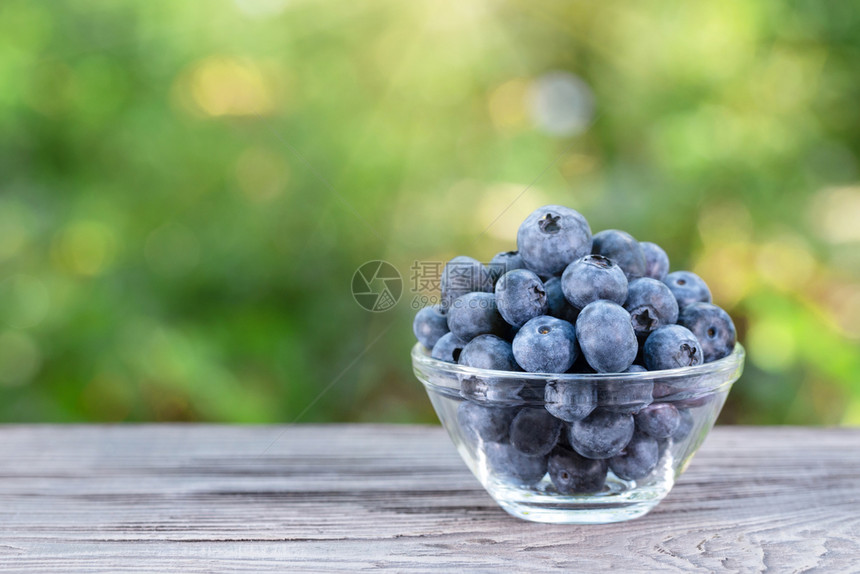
[412,341,745,384]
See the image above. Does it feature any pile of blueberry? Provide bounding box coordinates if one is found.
[413,205,737,493]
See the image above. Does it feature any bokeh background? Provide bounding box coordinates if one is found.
[1,0,859,424]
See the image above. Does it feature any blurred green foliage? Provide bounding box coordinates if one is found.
[0,0,858,424]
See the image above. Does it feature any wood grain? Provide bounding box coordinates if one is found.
[0,425,857,573]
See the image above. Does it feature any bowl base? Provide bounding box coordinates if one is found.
[495,497,661,524]
[484,465,673,524]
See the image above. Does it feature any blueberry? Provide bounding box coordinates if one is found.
[412,304,449,349]
[569,409,634,459]
[609,432,659,480]
[485,441,548,486]
[441,256,492,308]
[643,325,703,371]
[458,334,518,371]
[447,292,506,342]
[494,269,548,328]
[517,205,592,276]
[512,315,578,373]
[457,401,517,444]
[548,447,608,494]
[510,408,562,456]
[675,392,716,409]
[514,379,546,404]
[651,382,673,401]
[677,302,737,363]
[543,276,579,323]
[672,408,695,441]
[623,278,679,339]
[561,254,628,309]
[575,301,638,373]
[634,403,681,439]
[458,334,521,401]
[598,364,653,415]
[488,251,526,285]
[460,377,527,403]
[431,332,467,363]
[662,271,712,309]
[640,241,670,281]
[651,381,714,409]
[545,380,596,422]
[591,229,646,280]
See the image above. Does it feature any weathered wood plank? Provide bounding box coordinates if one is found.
[0,425,857,572]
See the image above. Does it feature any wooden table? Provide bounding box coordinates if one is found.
[0,425,857,572]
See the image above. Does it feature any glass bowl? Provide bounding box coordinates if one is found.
[412,342,744,524]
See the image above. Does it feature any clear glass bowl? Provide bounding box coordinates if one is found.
[412,343,745,524]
